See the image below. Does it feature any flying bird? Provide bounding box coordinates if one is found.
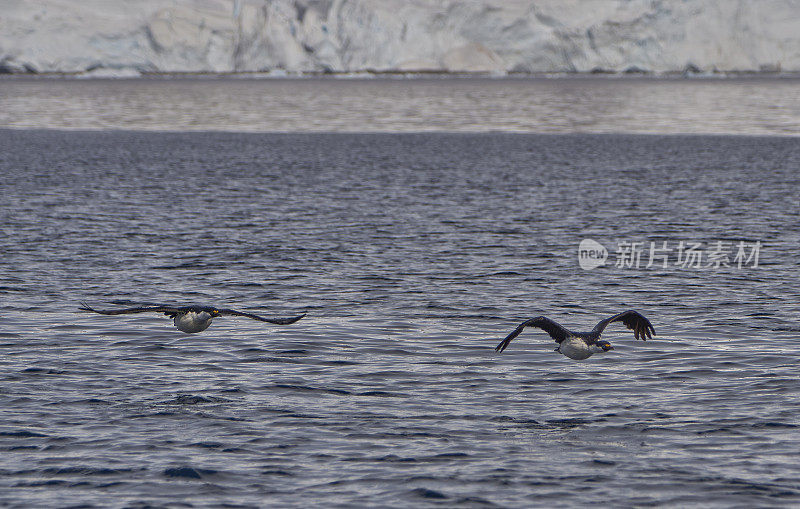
[495,310,655,360]
[79,303,305,333]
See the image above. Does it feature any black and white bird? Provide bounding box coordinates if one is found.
[79,303,305,333]
[495,310,655,360]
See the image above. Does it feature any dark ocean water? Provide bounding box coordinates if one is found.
[1,130,799,507]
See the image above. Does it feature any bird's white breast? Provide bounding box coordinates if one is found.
[174,311,213,333]
[557,337,593,360]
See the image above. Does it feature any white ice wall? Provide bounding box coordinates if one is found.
[1,0,798,74]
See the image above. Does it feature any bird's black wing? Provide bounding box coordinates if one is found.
[495,316,572,353]
[591,310,655,341]
[217,308,306,325]
[79,303,182,316]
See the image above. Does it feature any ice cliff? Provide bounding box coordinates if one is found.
[1,0,798,75]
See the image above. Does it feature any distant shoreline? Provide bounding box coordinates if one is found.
[2,69,799,80]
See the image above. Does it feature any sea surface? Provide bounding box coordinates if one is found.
[1,76,800,135]
[1,78,799,508]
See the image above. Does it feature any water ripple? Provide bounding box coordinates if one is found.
[0,130,798,506]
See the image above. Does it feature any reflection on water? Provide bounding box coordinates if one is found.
[0,76,799,135]
[1,91,800,505]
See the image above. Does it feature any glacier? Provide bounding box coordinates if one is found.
[1,0,798,75]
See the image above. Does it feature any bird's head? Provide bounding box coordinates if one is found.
[595,340,614,353]
[210,309,222,317]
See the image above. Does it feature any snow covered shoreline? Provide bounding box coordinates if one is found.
[2,0,798,76]
[2,71,798,80]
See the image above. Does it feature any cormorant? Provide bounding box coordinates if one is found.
[495,310,655,360]
[80,303,305,333]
